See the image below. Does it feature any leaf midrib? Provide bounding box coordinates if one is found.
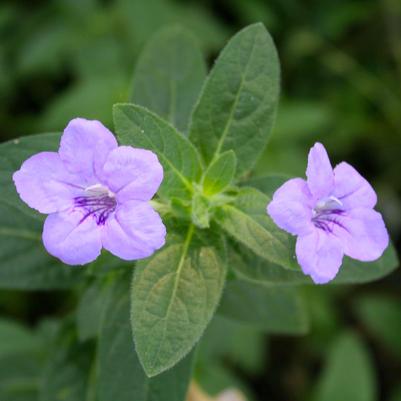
[220,203,288,264]
[119,106,194,193]
[148,224,195,372]
[212,31,258,163]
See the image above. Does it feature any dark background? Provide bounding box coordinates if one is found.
[0,1,400,400]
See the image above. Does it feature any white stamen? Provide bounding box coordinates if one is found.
[315,196,342,212]
[85,183,115,198]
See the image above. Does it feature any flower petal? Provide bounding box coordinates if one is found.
[267,178,314,236]
[42,210,102,265]
[100,146,163,202]
[333,208,389,261]
[296,229,344,284]
[306,142,334,199]
[13,152,83,214]
[59,118,118,183]
[102,201,166,260]
[333,162,377,209]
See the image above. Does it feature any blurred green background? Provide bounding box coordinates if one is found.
[0,0,400,400]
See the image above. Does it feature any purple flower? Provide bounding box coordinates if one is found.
[267,143,389,284]
[13,118,166,265]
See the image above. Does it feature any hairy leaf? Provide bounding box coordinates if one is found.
[202,150,236,196]
[189,23,280,175]
[131,226,226,376]
[114,103,202,199]
[216,187,297,270]
[98,274,194,401]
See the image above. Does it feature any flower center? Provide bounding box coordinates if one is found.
[312,196,345,233]
[74,184,116,226]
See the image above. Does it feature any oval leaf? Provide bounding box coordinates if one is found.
[131,226,227,376]
[215,187,297,270]
[113,103,202,199]
[203,150,237,196]
[189,23,280,175]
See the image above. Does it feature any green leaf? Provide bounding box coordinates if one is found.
[191,193,210,229]
[354,295,401,358]
[0,318,48,400]
[0,133,85,289]
[39,341,93,401]
[199,315,265,375]
[231,245,307,285]
[202,150,237,196]
[97,273,194,401]
[131,25,206,134]
[189,23,280,175]
[131,225,227,376]
[0,319,42,358]
[232,241,399,286]
[313,332,376,401]
[243,174,288,197]
[217,280,309,334]
[40,75,128,132]
[76,279,113,342]
[113,103,202,199]
[116,0,227,54]
[334,245,398,283]
[215,187,296,270]
[0,353,42,401]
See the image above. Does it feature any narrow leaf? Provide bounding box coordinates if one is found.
[113,103,202,199]
[131,226,227,376]
[131,25,206,134]
[216,187,297,270]
[189,23,280,175]
[203,150,236,196]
